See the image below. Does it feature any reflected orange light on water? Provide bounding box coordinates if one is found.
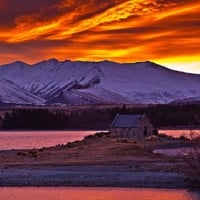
[0,187,198,200]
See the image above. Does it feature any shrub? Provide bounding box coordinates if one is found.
[182,135,200,187]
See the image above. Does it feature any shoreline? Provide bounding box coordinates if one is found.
[0,165,189,189]
[0,132,199,189]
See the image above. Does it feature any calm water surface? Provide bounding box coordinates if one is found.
[0,187,199,200]
[153,147,197,156]
[155,130,200,156]
[0,131,95,150]
[159,129,200,138]
[0,129,199,150]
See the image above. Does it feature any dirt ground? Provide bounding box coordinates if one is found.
[0,133,183,167]
[0,133,196,188]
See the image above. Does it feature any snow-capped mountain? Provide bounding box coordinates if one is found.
[0,59,200,105]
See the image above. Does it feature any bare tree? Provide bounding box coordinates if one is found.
[182,132,200,186]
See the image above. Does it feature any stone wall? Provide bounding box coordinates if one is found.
[110,115,154,140]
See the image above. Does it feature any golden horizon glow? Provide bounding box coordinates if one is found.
[0,0,199,73]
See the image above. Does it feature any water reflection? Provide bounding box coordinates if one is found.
[0,130,199,150]
[0,187,199,200]
[159,129,200,138]
[153,147,196,156]
[0,131,95,150]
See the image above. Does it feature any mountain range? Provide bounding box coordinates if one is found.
[0,59,200,105]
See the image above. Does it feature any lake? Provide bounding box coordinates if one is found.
[0,187,199,200]
[0,131,96,150]
[0,131,199,199]
[153,147,198,156]
[0,129,200,150]
[158,129,200,138]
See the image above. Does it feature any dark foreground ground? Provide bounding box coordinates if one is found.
[0,133,199,189]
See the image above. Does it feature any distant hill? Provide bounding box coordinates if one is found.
[0,59,200,105]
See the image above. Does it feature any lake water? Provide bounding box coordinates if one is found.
[0,129,199,150]
[0,187,199,200]
[158,129,200,138]
[153,147,197,156]
[0,131,95,150]
[0,132,199,198]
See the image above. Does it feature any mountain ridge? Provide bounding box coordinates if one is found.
[0,59,200,105]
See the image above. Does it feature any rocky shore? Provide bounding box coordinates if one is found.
[0,132,198,188]
[0,165,187,188]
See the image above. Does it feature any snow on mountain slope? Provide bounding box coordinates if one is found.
[0,79,46,105]
[171,96,200,104]
[0,59,200,105]
[86,61,200,104]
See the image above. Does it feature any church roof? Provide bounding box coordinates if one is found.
[110,114,144,128]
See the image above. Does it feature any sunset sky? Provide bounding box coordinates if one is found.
[0,0,199,73]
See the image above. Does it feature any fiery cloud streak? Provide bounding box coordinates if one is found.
[0,0,199,73]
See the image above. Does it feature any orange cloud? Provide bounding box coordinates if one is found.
[0,0,199,73]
